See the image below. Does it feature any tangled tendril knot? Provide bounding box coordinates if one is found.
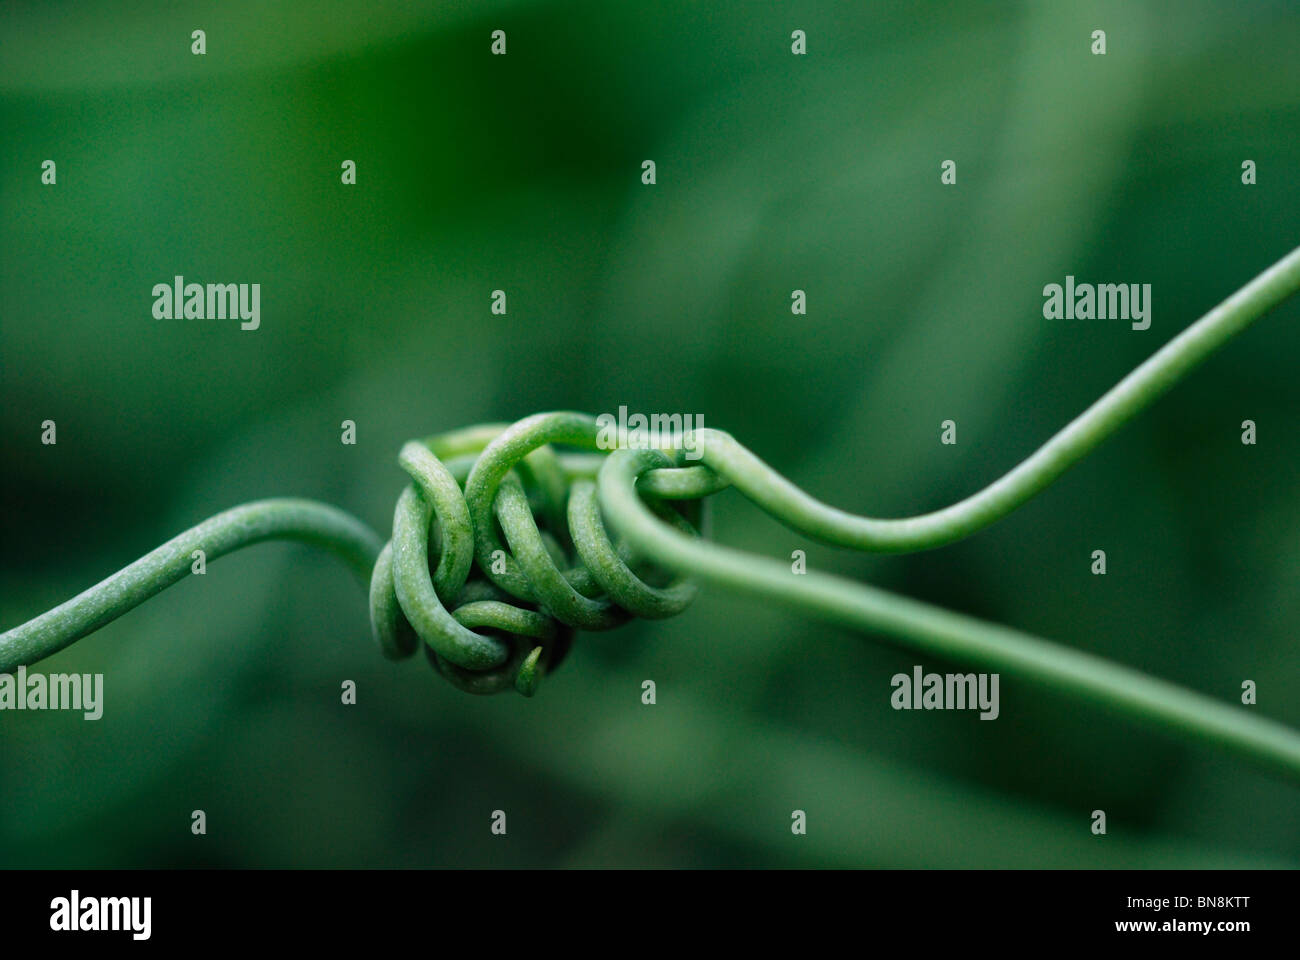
[7,248,1300,770]
[368,412,709,697]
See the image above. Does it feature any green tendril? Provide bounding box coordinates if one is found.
[2,246,1299,776]
[0,499,383,671]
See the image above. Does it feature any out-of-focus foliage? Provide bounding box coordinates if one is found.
[2,0,1297,867]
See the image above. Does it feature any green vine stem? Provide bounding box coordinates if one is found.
[603,447,1300,780]
[0,500,382,671]
[637,243,1300,551]
[2,246,1299,778]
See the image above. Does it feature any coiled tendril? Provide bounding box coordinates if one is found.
[368,413,705,696]
[3,247,1300,776]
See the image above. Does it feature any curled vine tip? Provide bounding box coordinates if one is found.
[516,647,544,697]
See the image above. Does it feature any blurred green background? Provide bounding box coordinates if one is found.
[2,0,1298,867]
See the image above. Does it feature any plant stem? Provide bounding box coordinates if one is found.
[596,246,1300,779]
[2,246,1299,776]
[652,244,1300,552]
[0,499,382,672]
[600,447,1300,781]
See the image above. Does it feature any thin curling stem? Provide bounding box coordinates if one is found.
[598,448,1300,781]
[591,246,1300,779]
[0,499,383,672]
[2,245,1299,726]
[655,244,1300,552]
